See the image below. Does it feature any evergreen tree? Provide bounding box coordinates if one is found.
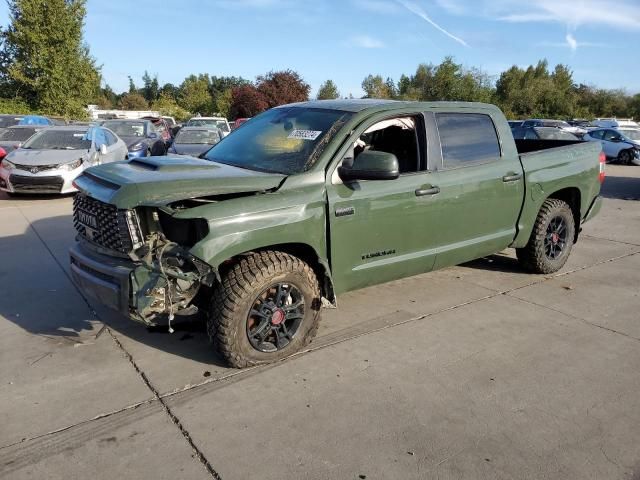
[317,80,340,100]
[0,0,101,118]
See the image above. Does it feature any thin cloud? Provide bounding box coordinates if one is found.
[348,35,385,49]
[565,33,578,51]
[434,0,467,15]
[396,0,468,47]
[351,0,400,14]
[495,0,640,30]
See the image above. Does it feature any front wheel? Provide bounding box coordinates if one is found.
[516,198,575,274]
[618,149,633,165]
[209,251,322,368]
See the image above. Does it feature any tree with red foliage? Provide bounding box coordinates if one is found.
[256,70,310,108]
[229,85,269,119]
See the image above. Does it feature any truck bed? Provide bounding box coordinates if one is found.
[514,138,584,154]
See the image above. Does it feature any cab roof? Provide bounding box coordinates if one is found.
[282,99,500,114]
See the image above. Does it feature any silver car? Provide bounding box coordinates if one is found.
[0,125,127,195]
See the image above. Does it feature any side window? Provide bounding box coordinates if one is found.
[104,129,117,146]
[436,113,501,168]
[589,129,604,140]
[353,116,421,174]
[524,128,538,140]
[603,130,619,141]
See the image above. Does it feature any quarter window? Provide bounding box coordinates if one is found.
[436,113,501,168]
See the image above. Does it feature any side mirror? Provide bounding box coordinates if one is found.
[338,150,400,182]
[14,142,22,150]
[0,147,6,160]
[99,144,107,155]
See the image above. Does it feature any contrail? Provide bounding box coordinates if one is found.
[396,0,469,47]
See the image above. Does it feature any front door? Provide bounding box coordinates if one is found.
[327,113,441,294]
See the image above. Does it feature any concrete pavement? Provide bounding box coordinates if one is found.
[1,165,639,479]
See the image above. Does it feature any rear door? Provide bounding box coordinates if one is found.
[429,109,525,269]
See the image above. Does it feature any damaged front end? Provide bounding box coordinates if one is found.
[126,204,220,326]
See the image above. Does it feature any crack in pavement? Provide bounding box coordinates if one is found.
[582,234,640,247]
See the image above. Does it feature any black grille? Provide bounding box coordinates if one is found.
[14,163,59,174]
[10,174,63,193]
[73,194,139,254]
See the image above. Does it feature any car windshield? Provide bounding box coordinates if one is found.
[22,129,91,150]
[175,129,220,144]
[620,129,640,141]
[102,121,146,137]
[187,119,229,132]
[203,107,352,174]
[535,128,578,140]
[0,128,37,142]
[0,116,23,128]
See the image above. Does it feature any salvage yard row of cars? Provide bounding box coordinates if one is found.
[0,114,244,195]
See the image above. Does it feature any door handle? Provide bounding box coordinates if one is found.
[415,186,440,196]
[502,173,522,183]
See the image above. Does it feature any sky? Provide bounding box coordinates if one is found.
[1,0,640,97]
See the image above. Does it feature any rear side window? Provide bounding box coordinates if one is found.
[589,130,604,140]
[436,113,501,168]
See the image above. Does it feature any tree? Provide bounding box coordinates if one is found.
[128,76,137,94]
[229,85,268,118]
[118,92,148,110]
[215,88,234,118]
[142,71,159,103]
[361,74,392,99]
[210,76,249,114]
[256,70,310,108]
[151,92,189,121]
[0,0,101,118]
[317,80,340,100]
[178,74,212,114]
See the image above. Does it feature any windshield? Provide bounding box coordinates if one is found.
[187,119,229,132]
[535,128,578,140]
[101,121,146,137]
[0,116,23,128]
[22,129,91,150]
[175,129,220,144]
[620,129,640,141]
[0,128,37,142]
[203,107,353,174]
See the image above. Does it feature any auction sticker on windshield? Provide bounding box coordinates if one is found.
[288,129,322,140]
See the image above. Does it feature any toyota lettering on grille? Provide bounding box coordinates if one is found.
[77,210,98,229]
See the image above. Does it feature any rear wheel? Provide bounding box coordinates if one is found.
[517,198,575,274]
[209,251,322,368]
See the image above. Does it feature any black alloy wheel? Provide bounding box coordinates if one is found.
[544,216,568,260]
[247,282,305,353]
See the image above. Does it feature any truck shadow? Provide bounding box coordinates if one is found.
[600,175,640,201]
[0,214,227,366]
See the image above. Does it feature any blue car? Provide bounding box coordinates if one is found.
[19,115,53,126]
[99,119,167,158]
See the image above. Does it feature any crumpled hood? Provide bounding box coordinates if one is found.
[6,148,87,166]
[74,155,286,209]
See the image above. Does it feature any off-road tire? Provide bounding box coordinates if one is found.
[210,251,322,368]
[516,198,575,274]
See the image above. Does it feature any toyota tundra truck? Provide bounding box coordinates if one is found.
[69,100,604,367]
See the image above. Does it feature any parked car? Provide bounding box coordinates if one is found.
[141,116,173,142]
[583,128,640,165]
[185,116,231,137]
[69,100,604,368]
[99,119,166,158]
[508,120,523,129]
[0,114,25,130]
[233,117,251,130]
[0,125,46,153]
[167,127,222,156]
[18,115,54,126]
[522,119,586,136]
[512,126,580,141]
[161,116,177,127]
[0,125,127,195]
[592,118,640,129]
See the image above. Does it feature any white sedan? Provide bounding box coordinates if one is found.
[0,125,128,195]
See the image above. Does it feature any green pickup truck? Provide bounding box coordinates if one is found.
[69,100,604,367]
